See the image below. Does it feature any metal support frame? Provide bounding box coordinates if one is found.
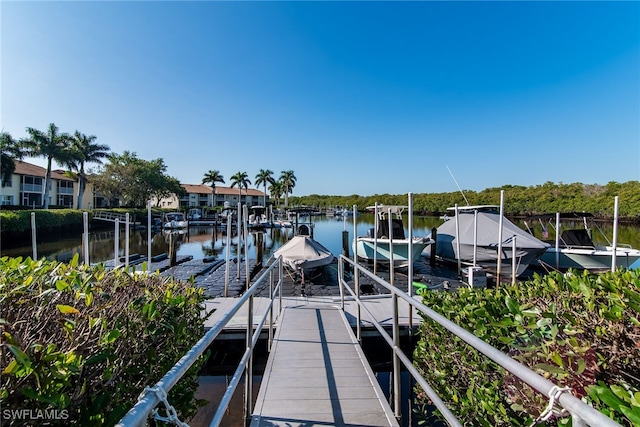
[116,255,284,427]
[336,254,620,427]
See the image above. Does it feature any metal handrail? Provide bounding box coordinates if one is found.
[337,254,621,427]
[116,255,284,427]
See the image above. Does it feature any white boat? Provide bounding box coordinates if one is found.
[248,206,270,229]
[163,212,188,229]
[187,208,202,221]
[523,212,640,271]
[433,205,549,279]
[353,205,433,267]
[274,235,334,282]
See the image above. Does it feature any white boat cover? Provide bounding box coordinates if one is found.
[274,235,334,272]
[436,208,549,264]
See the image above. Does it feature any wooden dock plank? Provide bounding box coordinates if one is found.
[249,305,400,427]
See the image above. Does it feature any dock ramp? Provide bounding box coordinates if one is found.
[250,304,399,427]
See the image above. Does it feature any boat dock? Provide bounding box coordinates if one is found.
[250,304,399,427]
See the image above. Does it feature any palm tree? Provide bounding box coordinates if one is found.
[202,170,225,208]
[1,131,23,185]
[254,169,274,208]
[230,171,251,207]
[21,123,72,209]
[66,131,110,209]
[269,180,283,207]
[279,170,297,207]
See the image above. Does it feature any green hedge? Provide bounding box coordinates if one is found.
[413,269,640,426]
[0,255,208,426]
[0,210,86,235]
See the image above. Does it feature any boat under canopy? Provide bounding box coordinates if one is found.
[353,205,433,267]
[434,206,549,278]
[523,212,640,271]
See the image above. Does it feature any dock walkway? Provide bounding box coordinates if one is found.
[250,304,400,427]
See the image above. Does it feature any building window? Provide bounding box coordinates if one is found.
[1,195,14,205]
[57,180,74,195]
[57,194,73,207]
[22,176,43,192]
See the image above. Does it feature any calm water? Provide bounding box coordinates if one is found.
[2,214,640,269]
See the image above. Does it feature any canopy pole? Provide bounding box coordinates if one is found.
[147,200,152,270]
[555,212,560,269]
[373,202,378,274]
[454,204,461,276]
[611,196,619,271]
[496,190,505,283]
[408,193,413,297]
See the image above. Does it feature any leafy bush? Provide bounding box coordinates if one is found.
[0,255,208,426]
[0,209,86,235]
[413,269,640,426]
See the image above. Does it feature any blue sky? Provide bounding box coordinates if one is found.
[2,1,639,197]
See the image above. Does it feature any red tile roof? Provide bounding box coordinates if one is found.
[183,184,265,196]
[14,161,75,181]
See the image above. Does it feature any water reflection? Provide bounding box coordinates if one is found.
[2,215,640,269]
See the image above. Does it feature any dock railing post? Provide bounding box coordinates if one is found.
[225,213,231,297]
[147,201,152,271]
[125,213,130,267]
[497,190,505,283]
[31,212,37,260]
[408,193,413,297]
[338,257,345,310]
[373,202,378,274]
[408,193,414,334]
[454,204,461,276]
[512,236,516,285]
[244,293,254,426]
[114,218,120,268]
[555,212,561,269]
[83,211,89,265]
[244,205,250,289]
[612,195,619,271]
[237,203,242,280]
[388,208,394,287]
[269,264,274,351]
[393,292,401,420]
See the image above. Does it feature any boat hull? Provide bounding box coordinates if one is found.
[436,244,547,278]
[353,237,431,266]
[538,246,640,271]
[163,221,188,229]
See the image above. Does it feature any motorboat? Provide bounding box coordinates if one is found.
[433,205,549,279]
[248,206,270,229]
[523,212,640,271]
[353,205,433,267]
[274,235,334,283]
[163,212,188,229]
[187,208,202,221]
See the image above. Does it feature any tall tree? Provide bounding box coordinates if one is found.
[230,171,251,207]
[202,170,225,208]
[92,151,183,207]
[269,180,283,207]
[0,131,23,185]
[21,123,72,209]
[254,169,274,208]
[66,131,110,209]
[279,170,296,207]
